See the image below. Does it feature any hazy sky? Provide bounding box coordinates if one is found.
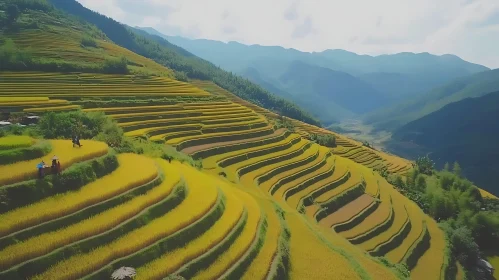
[77,0,499,68]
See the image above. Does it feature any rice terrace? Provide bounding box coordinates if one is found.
[1,0,498,279]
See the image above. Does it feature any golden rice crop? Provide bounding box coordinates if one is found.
[256,144,322,194]
[286,157,347,210]
[135,177,244,279]
[219,135,304,172]
[0,99,69,107]
[202,133,301,170]
[311,214,401,280]
[411,217,446,280]
[487,256,499,279]
[192,190,262,280]
[0,135,34,150]
[0,159,179,270]
[272,148,331,200]
[313,161,363,204]
[286,213,361,280]
[166,125,273,147]
[241,199,281,280]
[235,139,310,187]
[359,190,409,252]
[385,202,425,263]
[0,97,49,102]
[340,203,391,240]
[479,188,498,199]
[0,153,157,237]
[0,139,108,186]
[32,162,219,280]
[23,105,81,112]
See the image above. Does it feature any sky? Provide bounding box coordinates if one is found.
[77,0,499,68]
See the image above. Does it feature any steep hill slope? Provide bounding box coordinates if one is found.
[392,91,499,195]
[366,69,499,131]
[41,0,319,127]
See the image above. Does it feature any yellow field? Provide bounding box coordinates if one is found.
[241,199,281,280]
[0,159,179,270]
[411,217,446,280]
[358,190,409,251]
[32,162,219,280]
[384,202,424,263]
[287,213,362,280]
[487,255,499,279]
[0,139,108,185]
[0,135,34,150]
[479,188,498,199]
[0,153,157,237]
[191,190,262,279]
[134,172,244,279]
[0,97,49,102]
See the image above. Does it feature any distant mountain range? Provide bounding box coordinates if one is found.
[366,69,499,130]
[136,27,490,125]
[392,91,499,196]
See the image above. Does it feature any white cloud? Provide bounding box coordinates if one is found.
[76,0,499,68]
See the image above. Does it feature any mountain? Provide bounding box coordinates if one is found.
[44,0,319,127]
[392,91,499,195]
[278,61,389,124]
[137,27,490,124]
[366,69,499,130]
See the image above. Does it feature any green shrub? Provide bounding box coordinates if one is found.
[0,141,51,165]
[415,154,435,175]
[80,36,98,48]
[173,71,189,82]
[309,133,336,147]
[102,56,129,74]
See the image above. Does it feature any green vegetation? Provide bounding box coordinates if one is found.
[309,133,336,148]
[272,116,295,132]
[80,36,97,48]
[389,162,499,276]
[392,90,499,195]
[414,155,435,175]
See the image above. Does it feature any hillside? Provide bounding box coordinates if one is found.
[392,91,499,196]
[0,0,318,128]
[0,1,495,279]
[366,69,499,130]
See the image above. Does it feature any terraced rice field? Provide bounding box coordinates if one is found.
[0,136,34,150]
[0,72,447,279]
[0,139,108,186]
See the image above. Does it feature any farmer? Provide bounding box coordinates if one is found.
[57,160,62,175]
[37,160,46,179]
[51,156,59,175]
[72,135,82,147]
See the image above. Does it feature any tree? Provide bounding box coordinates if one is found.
[453,162,462,178]
[6,4,21,24]
[443,162,450,171]
[415,175,427,192]
[415,155,435,175]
